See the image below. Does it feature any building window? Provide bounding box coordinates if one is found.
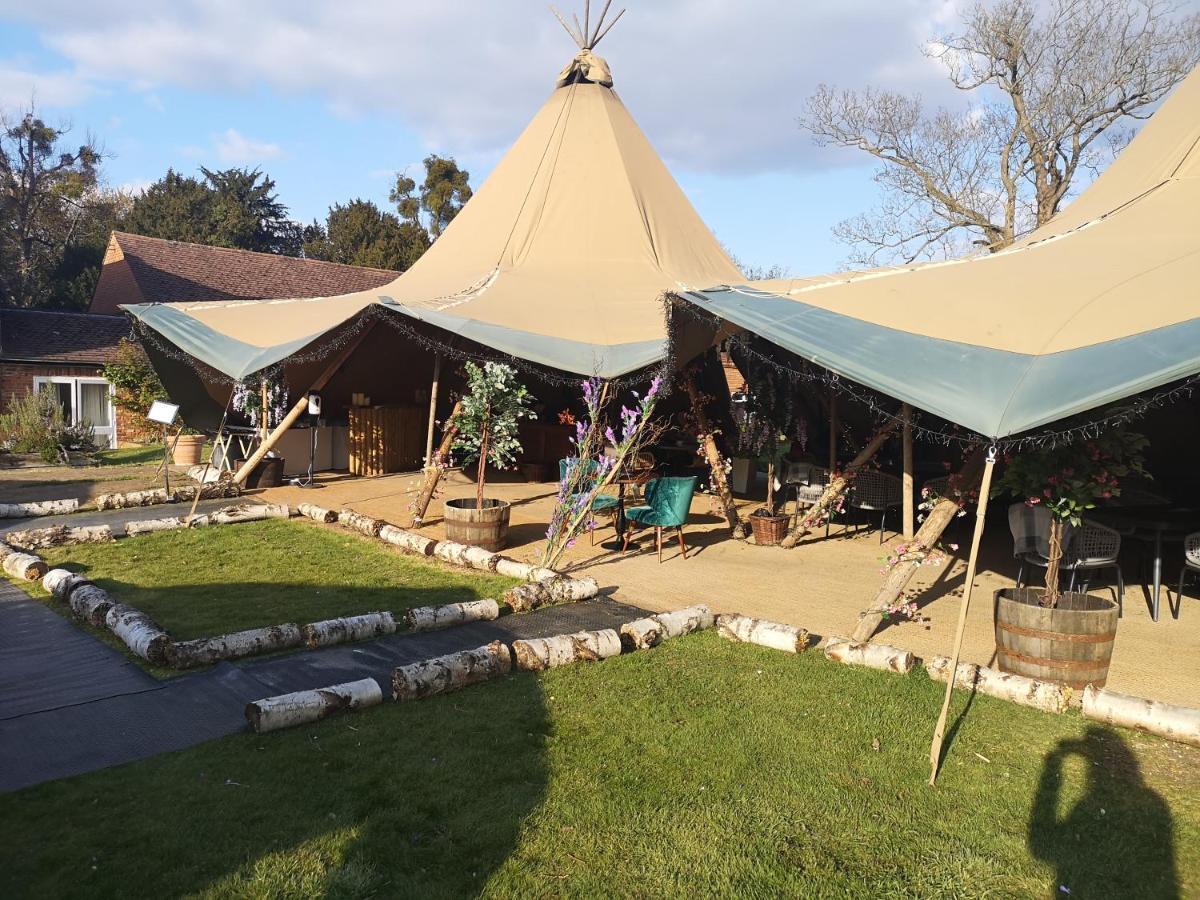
[32,376,116,449]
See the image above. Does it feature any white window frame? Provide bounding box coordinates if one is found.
[32,376,117,450]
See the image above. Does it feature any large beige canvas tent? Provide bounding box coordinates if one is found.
[125,40,741,386]
[670,66,1200,441]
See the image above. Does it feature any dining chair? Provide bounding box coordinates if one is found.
[1177,532,1200,618]
[559,458,619,544]
[622,476,698,562]
[1008,504,1124,615]
[785,463,832,537]
[848,470,903,543]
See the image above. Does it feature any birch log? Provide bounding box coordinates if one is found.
[209,503,291,525]
[0,543,47,580]
[338,509,384,537]
[42,567,90,600]
[717,614,811,653]
[392,641,512,701]
[512,629,621,671]
[67,583,116,627]
[684,374,746,538]
[125,516,190,536]
[0,498,79,518]
[411,400,463,526]
[105,603,170,664]
[302,612,396,648]
[653,604,715,639]
[404,599,500,632]
[823,637,914,674]
[5,524,114,550]
[94,488,173,510]
[433,541,500,571]
[780,420,899,549]
[167,623,303,669]
[378,524,436,556]
[492,557,559,581]
[851,449,987,643]
[298,502,337,524]
[175,481,240,502]
[619,616,663,650]
[501,576,599,613]
[1082,686,1200,747]
[246,678,383,733]
[924,655,1070,714]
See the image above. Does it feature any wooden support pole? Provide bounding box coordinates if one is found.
[851,448,986,643]
[902,403,914,540]
[260,379,269,444]
[828,390,838,471]
[233,325,372,486]
[411,399,464,526]
[424,353,443,467]
[780,419,899,549]
[683,373,746,538]
[929,447,997,785]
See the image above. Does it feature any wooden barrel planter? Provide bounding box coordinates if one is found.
[994,588,1119,689]
[443,498,511,551]
[244,457,285,489]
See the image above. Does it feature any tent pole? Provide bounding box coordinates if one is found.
[828,390,838,471]
[233,323,373,486]
[424,353,443,466]
[902,403,914,539]
[928,446,998,785]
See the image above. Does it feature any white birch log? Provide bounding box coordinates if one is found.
[297,503,338,524]
[404,599,500,632]
[619,616,664,651]
[186,464,221,484]
[823,637,914,674]
[924,655,1070,715]
[338,509,384,537]
[529,567,560,582]
[717,614,810,654]
[546,576,600,603]
[175,481,240,502]
[0,543,47,580]
[512,629,621,671]
[105,603,170,664]
[653,604,715,639]
[94,488,173,510]
[1082,686,1200,748]
[245,678,383,733]
[0,498,80,518]
[302,612,396,648]
[5,524,114,550]
[378,524,436,556]
[65,583,114,626]
[42,567,90,600]
[432,540,474,567]
[166,623,303,669]
[124,516,189,536]
[209,503,291,525]
[493,557,536,579]
[392,641,512,701]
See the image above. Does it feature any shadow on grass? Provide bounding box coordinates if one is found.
[1029,726,1179,898]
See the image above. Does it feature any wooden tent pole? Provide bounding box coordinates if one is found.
[260,380,269,444]
[902,403,914,539]
[424,353,443,466]
[928,446,998,785]
[683,372,746,539]
[411,399,464,526]
[233,325,372,486]
[828,391,838,471]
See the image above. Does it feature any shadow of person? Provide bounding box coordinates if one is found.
[1029,726,1179,899]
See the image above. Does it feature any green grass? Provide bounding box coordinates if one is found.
[32,519,520,642]
[93,443,167,466]
[0,632,1195,899]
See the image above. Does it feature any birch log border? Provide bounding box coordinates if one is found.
[0,541,47,580]
[717,614,811,654]
[246,678,383,733]
[1082,686,1200,747]
[619,605,715,650]
[393,641,512,701]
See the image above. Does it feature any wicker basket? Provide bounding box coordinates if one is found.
[749,513,790,546]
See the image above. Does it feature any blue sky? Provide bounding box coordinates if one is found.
[1,1,1190,275]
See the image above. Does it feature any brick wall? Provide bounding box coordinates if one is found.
[0,362,134,445]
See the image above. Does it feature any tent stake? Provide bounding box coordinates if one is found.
[928,446,998,785]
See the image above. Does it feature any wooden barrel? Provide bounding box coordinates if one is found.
[443,499,511,552]
[994,588,1119,689]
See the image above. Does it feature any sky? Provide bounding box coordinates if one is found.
[0,0,1186,276]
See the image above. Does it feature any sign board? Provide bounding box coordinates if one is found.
[147,400,180,426]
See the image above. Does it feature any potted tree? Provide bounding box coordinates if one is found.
[749,433,792,545]
[445,362,535,550]
[992,430,1148,688]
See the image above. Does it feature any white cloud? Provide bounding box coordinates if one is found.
[213,128,283,164]
[0,60,92,111]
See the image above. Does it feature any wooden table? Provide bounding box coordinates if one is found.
[602,472,653,550]
[1090,506,1199,621]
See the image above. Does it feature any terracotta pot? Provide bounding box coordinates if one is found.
[172,434,206,466]
[994,587,1119,689]
[443,498,511,551]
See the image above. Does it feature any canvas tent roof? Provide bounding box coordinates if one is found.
[671,66,1200,441]
[125,50,741,382]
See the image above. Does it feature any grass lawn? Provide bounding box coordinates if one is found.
[30,519,520,642]
[93,444,167,467]
[1,632,1195,899]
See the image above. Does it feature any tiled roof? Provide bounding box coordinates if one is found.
[89,231,399,314]
[0,309,130,365]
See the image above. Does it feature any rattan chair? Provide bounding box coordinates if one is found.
[784,463,832,537]
[848,470,903,543]
[1177,532,1200,618]
[1068,519,1125,615]
[1008,504,1124,615]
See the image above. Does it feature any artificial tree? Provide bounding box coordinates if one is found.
[993,430,1148,607]
[452,361,535,509]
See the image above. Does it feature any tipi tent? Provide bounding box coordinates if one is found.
[125,13,741,385]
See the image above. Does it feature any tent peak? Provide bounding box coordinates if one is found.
[550,2,626,51]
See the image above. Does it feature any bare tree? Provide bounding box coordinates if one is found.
[802,0,1200,266]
